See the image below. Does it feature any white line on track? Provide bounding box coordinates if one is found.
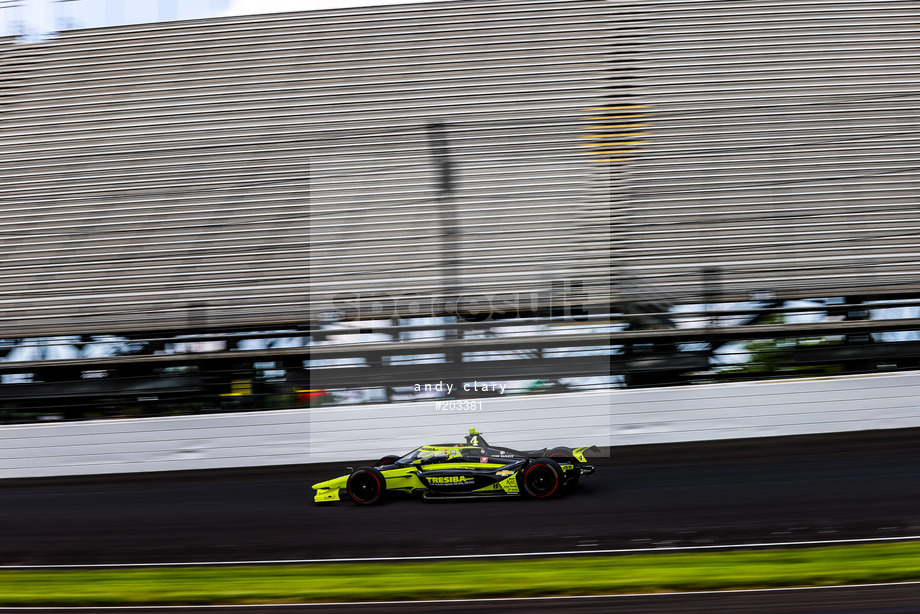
[2,534,919,569]
[1,581,919,610]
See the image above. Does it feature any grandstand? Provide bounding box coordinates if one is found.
[1,0,919,417]
[2,0,919,336]
[1,0,616,337]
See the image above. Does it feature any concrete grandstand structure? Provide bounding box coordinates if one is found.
[0,0,917,339]
[619,0,920,304]
[2,0,616,338]
[1,0,920,417]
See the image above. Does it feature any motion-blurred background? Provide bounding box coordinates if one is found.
[1,0,919,474]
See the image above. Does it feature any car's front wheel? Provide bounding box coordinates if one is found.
[346,467,386,505]
[518,458,564,499]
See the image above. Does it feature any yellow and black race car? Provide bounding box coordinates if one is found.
[313,428,598,504]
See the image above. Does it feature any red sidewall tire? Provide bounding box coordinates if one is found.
[519,458,564,499]
[346,467,386,505]
[547,447,574,462]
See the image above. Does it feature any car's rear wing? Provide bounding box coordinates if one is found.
[572,445,601,463]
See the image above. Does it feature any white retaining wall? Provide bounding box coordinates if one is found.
[0,409,311,480]
[3,371,920,478]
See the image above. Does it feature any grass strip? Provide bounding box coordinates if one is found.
[2,541,920,606]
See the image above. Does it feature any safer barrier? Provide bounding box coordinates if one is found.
[2,371,920,478]
[0,409,310,479]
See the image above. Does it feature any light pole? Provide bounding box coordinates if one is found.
[426,121,462,317]
[426,122,463,392]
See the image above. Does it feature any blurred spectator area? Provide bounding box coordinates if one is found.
[1,0,919,420]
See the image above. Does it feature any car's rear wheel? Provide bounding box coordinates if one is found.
[546,447,580,492]
[547,447,574,462]
[519,458,564,499]
[374,455,401,467]
[346,467,386,505]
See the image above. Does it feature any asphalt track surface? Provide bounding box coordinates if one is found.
[1,428,919,612]
[3,428,920,566]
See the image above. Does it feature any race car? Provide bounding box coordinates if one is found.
[313,428,598,504]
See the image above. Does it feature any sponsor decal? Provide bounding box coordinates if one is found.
[560,464,574,471]
[480,456,489,463]
[427,476,474,485]
[496,470,515,477]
